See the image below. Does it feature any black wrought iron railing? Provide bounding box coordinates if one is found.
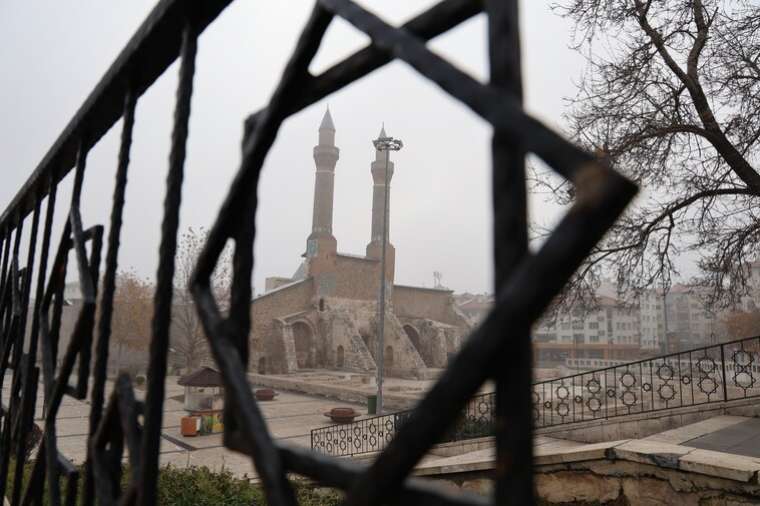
[311,392,496,457]
[0,0,636,505]
[533,335,760,428]
[314,335,760,457]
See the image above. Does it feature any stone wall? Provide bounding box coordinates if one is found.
[318,306,376,372]
[381,313,428,378]
[250,278,314,373]
[416,438,760,504]
[398,317,460,368]
[265,276,293,292]
[393,285,471,334]
[322,298,426,378]
[333,255,380,300]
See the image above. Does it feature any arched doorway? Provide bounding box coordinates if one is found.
[403,324,432,366]
[258,357,266,374]
[385,346,394,371]
[336,345,345,368]
[292,321,314,368]
[403,324,423,353]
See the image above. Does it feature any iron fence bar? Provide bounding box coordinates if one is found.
[485,0,531,498]
[0,232,6,304]
[139,19,197,506]
[689,350,694,404]
[0,219,24,503]
[280,445,489,506]
[9,197,41,506]
[27,178,57,373]
[11,360,39,506]
[721,343,728,401]
[83,87,137,506]
[0,228,15,332]
[677,351,683,407]
[10,218,24,318]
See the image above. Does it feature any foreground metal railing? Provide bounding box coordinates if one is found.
[314,335,760,457]
[533,334,760,428]
[312,392,496,457]
[0,0,636,504]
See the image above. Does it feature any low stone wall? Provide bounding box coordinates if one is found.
[418,438,760,504]
[427,436,496,458]
[247,373,418,411]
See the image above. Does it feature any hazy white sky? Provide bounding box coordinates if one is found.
[0,1,587,295]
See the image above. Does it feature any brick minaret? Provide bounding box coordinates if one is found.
[366,125,395,284]
[306,109,339,289]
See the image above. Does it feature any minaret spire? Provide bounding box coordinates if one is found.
[307,108,339,258]
[366,123,396,284]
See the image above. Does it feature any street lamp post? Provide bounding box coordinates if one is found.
[373,131,402,415]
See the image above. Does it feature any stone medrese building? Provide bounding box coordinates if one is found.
[250,109,471,379]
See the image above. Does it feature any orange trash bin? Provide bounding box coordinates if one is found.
[181,416,198,437]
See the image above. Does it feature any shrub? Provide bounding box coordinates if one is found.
[5,461,343,505]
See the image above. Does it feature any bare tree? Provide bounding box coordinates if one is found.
[109,269,153,372]
[535,0,760,309]
[722,309,760,340]
[172,227,232,370]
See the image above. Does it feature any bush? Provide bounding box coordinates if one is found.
[158,466,264,506]
[6,461,343,506]
[158,466,342,506]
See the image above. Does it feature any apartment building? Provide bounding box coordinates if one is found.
[533,295,641,364]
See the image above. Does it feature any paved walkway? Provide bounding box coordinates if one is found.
[686,418,760,457]
[2,373,365,478]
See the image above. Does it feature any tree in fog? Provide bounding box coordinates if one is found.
[110,269,153,372]
[535,0,760,309]
[722,309,760,340]
[172,227,232,370]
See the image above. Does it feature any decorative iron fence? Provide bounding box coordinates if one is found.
[0,0,636,505]
[533,335,760,428]
[315,335,760,457]
[312,392,495,457]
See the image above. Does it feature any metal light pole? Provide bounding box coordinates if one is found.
[662,285,670,355]
[373,132,402,415]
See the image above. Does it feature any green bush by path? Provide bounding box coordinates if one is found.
[6,460,343,505]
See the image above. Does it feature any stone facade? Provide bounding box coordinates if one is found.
[250,110,471,378]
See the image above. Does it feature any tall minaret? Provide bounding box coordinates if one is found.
[306,108,339,263]
[366,125,395,283]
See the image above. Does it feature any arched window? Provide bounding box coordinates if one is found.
[336,345,345,368]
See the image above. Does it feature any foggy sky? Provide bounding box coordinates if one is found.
[0,1,586,296]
